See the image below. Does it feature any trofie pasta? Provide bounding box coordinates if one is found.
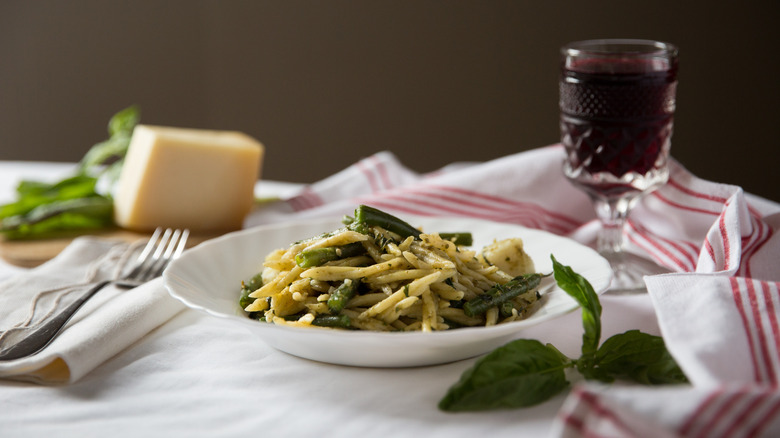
[239,205,543,332]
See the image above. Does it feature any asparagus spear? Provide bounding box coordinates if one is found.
[0,106,139,239]
[312,314,352,329]
[348,205,473,245]
[438,232,473,246]
[463,273,544,317]
[349,205,421,239]
[239,272,264,308]
[327,279,360,313]
[294,242,366,268]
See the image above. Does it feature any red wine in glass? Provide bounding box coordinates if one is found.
[559,39,679,293]
[560,49,678,199]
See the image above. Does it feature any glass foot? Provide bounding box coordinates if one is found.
[601,251,670,294]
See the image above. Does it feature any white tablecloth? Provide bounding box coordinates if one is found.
[0,158,777,437]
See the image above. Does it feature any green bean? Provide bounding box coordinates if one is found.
[294,242,366,268]
[247,312,266,321]
[348,205,473,248]
[243,272,264,291]
[499,301,516,318]
[438,232,473,246]
[463,273,543,317]
[442,318,466,329]
[448,299,465,309]
[283,311,308,321]
[239,272,264,308]
[312,314,352,329]
[327,279,360,313]
[350,205,421,240]
[239,288,254,309]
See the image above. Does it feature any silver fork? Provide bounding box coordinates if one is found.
[0,227,189,361]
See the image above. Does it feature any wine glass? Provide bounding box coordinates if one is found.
[559,39,679,293]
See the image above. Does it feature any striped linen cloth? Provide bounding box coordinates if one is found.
[246,145,780,437]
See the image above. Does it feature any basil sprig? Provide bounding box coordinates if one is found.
[438,255,688,412]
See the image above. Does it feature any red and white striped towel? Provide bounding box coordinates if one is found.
[248,145,779,280]
[552,274,780,437]
[246,145,780,437]
[553,383,780,438]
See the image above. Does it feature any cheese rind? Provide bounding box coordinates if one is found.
[114,125,264,232]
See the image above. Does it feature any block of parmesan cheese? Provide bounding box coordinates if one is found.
[114,125,264,232]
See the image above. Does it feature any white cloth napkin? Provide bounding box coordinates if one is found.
[0,237,185,384]
[4,145,778,436]
[247,145,780,437]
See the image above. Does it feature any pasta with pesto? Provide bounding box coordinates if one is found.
[239,205,542,332]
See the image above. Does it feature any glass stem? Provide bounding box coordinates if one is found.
[592,197,634,256]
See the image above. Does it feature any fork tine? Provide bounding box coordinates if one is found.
[156,229,188,275]
[173,229,189,259]
[137,228,173,281]
[142,228,189,281]
[161,229,182,261]
[137,227,163,263]
[151,228,174,262]
[128,228,169,282]
[125,227,163,280]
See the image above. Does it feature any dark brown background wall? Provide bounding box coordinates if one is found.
[1,1,778,201]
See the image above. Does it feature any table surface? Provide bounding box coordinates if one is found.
[0,161,666,437]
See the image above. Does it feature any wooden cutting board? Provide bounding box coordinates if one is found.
[0,229,219,268]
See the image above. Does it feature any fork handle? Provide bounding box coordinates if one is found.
[0,280,112,361]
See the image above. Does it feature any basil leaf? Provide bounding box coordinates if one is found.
[438,339,571,412]
[551,255,602,376]
[594,330,689,385]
